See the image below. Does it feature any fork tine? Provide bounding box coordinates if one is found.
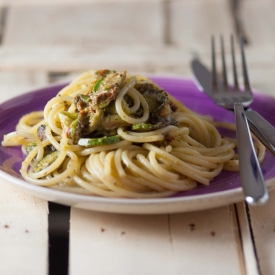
[220,35,228,88]
[231,34,239,90]
[211,36,218,89]
[240,34,252,91]
[209,35,268,205]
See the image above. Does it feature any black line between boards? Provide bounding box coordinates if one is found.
[245,202,262,275]
[48,202,71,275]
[234,204,244,252]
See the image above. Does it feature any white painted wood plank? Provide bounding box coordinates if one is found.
[0,180,48,275]
[0,72,49,274]
[168,205,245,275]
[0,0,163,6]
[0,72,48,87]
[241,0,275,48]
[169,0,234,51]
[0,72,48,100]
[0,45,194,74]
[1,45,275,97]
[247,189,275,275]
[69,205,245,275]
[4,2,164,46]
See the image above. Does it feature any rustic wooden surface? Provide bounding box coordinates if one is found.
[0,1,275,274]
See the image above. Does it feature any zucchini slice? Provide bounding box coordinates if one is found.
[78,135,121,147]
[32,151,60,173]
[132,123,160,132]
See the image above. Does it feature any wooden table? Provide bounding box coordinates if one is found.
[1,1,275,274]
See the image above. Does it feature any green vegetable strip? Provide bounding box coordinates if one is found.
[93,78,104,93]
[32,151,60,173]
[78,135,121,147]
[132,123,159,131]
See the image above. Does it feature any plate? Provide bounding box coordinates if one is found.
[1,77,275,214]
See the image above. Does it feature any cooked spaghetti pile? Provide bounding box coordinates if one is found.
[1,70,265,198]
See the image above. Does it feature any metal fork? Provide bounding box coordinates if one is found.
[211,35,268,205]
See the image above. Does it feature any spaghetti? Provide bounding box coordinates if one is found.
[1,70,265,198]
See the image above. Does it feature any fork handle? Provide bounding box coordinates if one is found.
[246,110,275,156]
[234,103,268,205]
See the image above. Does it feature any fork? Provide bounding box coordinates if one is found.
[211,35,268,205]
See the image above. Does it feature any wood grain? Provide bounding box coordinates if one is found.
[4,2,164,46]
[69,206,245,275]
[0,180,48,275]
